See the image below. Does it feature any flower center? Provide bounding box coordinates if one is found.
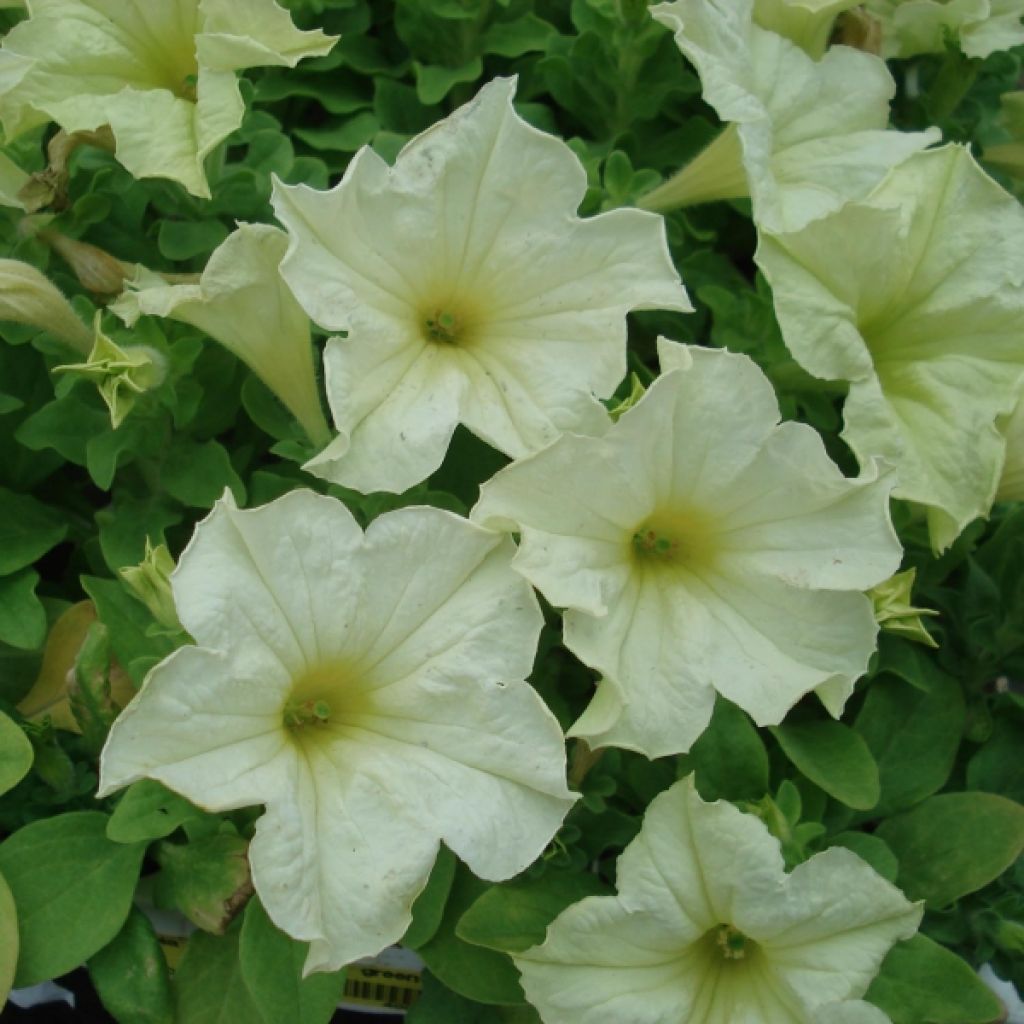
[714,924,751,961]
[629,507,717,573]
[424,310,462,344]
[281,661,367,744]
[283,697,332,728]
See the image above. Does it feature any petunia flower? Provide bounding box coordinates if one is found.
[753,0,862,56]
[756,145,1024,551]
[514,776,921,1024]
[0,257,92,352]
[863,0,1024,59]
[112,223,331,446]
[0,0,336,198]
[270,76,690,495]
[98,489,575,973]
[641,0,936,233]
[472,341,901,758]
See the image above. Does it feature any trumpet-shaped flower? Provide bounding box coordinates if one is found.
[98,490,575,973]
[112,223,330,446]
[753,0,862,56]
[514,777,921,1024]
[642,0,935,233]
[864,0,1024,58]
[0,0,336,198]
[270,77,689,495]
[756,145,1024,551]
[473,341,901,758]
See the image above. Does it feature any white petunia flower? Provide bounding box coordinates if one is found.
[514,777,921,1024]
[753,0,862,56]
[642,0,936,233]
[270,76,690,495]
[473,341,901,758]
[98,489,575,973]
[111,223,331,446]
[0,0,336,198]
[864,0,1024,59]
[756,145,1024,551]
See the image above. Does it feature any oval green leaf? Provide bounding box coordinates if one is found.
[877,791,1024,908]
[771,719,880,810]
[0,710,32,796]
[0,811,146,987]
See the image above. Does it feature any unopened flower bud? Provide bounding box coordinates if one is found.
[0,258,92,353]
[119,540,182,632]
[868,568,938,647]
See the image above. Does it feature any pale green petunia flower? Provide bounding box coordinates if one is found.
[98,489,575,974]
[864,0,1024,58]
[0,0,336,198]
[271,76,690,495]
[111,223,331,446]
[753,0,862,56]
[756,145,1024,552]
[641,0,936,233]
[473,341,902,758]
[514,776,921,1024]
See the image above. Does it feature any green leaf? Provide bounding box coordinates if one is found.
[0,486,66,576]
[293,112,380,153]
[88,907,173,1024]
[0,811,146,987]
[481,13,556,56]
[15,391,109,465]
[826,832,899,883]
[404,845,457,951]
[456,868,608,954]
[107,779,210,844]
[0,569,47,651]
[157,219,230,262]
[239,897,346,1024]
[877,791,1024,908]
[418,864,525,1006]
[771,719,880,810]
[406,972,542,1024]
[687,697,769,801]
[0,867,16,1009]
[161,439,245,509]
[413,59,482,105]
[855,670,965,815]
[866,935,1003,1024]
[0,709,33,796]
[156,832,252,934]
[967,716,1024,802]
[173,920,263,1024]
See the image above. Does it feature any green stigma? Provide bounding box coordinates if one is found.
[714,924,750,960]
[632,528,676,557]
[284,697,331,729]
[425,310,460,344]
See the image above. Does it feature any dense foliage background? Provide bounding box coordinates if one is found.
[1,1,1023,1022]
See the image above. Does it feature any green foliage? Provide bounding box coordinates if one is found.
[418,863,525,1006]
[88,908,174,1024]
[0,811,145,987]
[403,845,457,950]
[0,0,1021,1017]
[771,718,880,811]
[456,867,609,953]
[866,934,1004,1024]
[877,792,1024,908]
[239,898,347,1024]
